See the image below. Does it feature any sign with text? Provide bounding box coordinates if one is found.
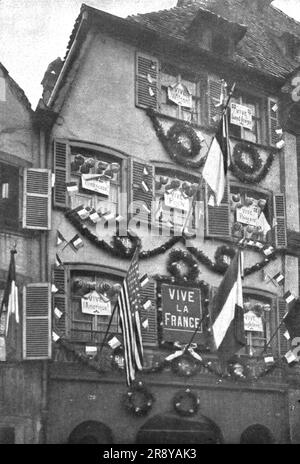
[230,102,253,130]
[81,174,110,196]
[236,205,259,226]
[244,311,264,332]
[161,284,202,343]
[81,290,112,316]
[164,190,190,212]
[168,83,193,108]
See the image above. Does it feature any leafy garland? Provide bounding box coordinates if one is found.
[123,381,154,417]
[232,142,262,175]
[167,249,200,282]
[173,388,200,417]
[146,108,206,169]
[230,150,275,184]
[167,122,201,159]
[214,246,236,273]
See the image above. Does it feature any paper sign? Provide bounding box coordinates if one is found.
[0,337,6,362]
[164,190,190,212]
[168,83,193,108]
[244,311,264,332]
[236,205,259,226]
[81,174,110,196]
[81,290,111,316]
[230,102,253,130]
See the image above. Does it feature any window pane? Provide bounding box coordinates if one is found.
[0,162,19,230]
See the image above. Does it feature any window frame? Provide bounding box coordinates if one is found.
[0,160,21,232]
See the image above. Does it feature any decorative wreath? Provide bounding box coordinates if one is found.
[167,249,200,282]
[214,246,236,273]
[167,122,202,159]
[232,142,262,175]
[173,388,200,417]
[112,233,141,258]
[171,355,199,377]
[124,381,154,417]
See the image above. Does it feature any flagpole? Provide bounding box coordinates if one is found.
[185,311,208,352]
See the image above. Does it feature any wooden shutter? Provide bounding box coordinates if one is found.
[53,267,68,338]
[54,140,68,208]
[205,182,231,239]
[23,283,51,360]
[140,280,157,346]
[130,160,154,223]
[277,297,288,356]
[267,97,279,147]
[273,194,287,248]
[23,169,51,230]
[208,76,223,126]
[135,52,159,110]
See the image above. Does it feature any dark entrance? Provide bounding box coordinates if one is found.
[68,421,113,444]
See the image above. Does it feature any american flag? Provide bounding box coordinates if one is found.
[117,248,143,385]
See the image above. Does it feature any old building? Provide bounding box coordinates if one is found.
[32,0,300,444]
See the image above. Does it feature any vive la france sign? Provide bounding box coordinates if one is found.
[168,83,192,108]
[164,190,190,212]
[161,284,202,343]
[244,310,264,332]
[81,290,112,316]
[230,102,253,130]
[81,174,110,196]
[236,205,259,226]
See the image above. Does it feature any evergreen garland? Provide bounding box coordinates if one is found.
[230,150,275,184]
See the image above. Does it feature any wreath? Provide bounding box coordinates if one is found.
[167,122,201,159]
[232,142,262,175]
[124,381,154,417]
[214,246,236,273]
[173,388,200,416]
[171,354,200,377]
[112,233,141,258]
[167,249,200,282]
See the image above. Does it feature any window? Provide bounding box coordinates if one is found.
[229,92,262,144]
[160,67,201,125]
[0,162,19,230]
[154,167,200,231]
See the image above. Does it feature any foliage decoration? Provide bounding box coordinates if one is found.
[167,249,200,282]
[170,354,200,377]
[123,381,154,417]
[167,121,202,159]
[230,148,275,184]
[232,142,262,175]
[173,388,200,417]
[214,246,236,273]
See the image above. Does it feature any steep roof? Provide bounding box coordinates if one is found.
[0,62,32,111]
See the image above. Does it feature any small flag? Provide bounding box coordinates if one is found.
[52,331,60,342]
[276,140,285,149]
[108,336,122,350]
[264,356,274,364]
[55,253,63,268]
[263,245,274,256]
[51,173,56,188]
[56,230,67,246]
[284,291,296,304]
[142,204,151,214]
[247,240,255,247]
[89,208,101,224]
[147,73,153,84]
[272,103,278,112]
[143,300,152,310]
[51,284,59,293]
[140,274,149,288]
[143,167,149,176]
[116,215,124,223]
[255,242,264,249]
[66,182,78,193]
[85,346,97,357]
[142,318,149,329]
[141,181,149,193]
[69,234,84,251]
[275,128,283,136]
[149,87,155,97]
[273,272,285,285]
[74,205,90,220]
[54,307,63,319]
[284,330,291,340]
[101,211,115,221]
[285,350,298,364]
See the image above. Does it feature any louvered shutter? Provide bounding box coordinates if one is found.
[53,267,68,338]
[205,182,231,238]
[277,297,288,356]
[273,194,287,248]
[268,97,279,147]
[208,76,223,126]
[54,140,68,208]
[130,160,154,223]
[140,280,157,346]
[135,52,159,110]
[23,169,51,230]
[23,283,51,360]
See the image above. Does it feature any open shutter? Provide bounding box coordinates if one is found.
[140,280,157,346]
[23,283,51,360]
[267,97,279,147]
[208,76,223,126]
[273,193,287,248]
[277,297,288,356]
[130,159,154,224]
[205,182,231,239]
[54,140,68,208]
[135,52,159,110]
[23,169,51,230]
[53,267,68,338]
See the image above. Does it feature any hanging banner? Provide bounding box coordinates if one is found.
[164,190,190,212]
[236,205,259,226]
[81,290,111,316]
[161,284,202,343]
[230,102,253,130]
[168,83,193,108]
[81,174,110,196]
[244,311,264,332]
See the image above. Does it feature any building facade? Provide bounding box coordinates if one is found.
[8,0,300,444]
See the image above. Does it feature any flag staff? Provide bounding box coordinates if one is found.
[185,311,209,352]
[260,319,285,356]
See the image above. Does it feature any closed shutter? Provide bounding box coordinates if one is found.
[273,194,287,248]
[205,182,231,239]
[277,297,288,356]
[135,52,159,110]
[140,280,157,346]
[130,160,154,223]
[53,267,68,337]
[54,140,68,208]
[23,283,51,360]
[268,98,279,147]
[23,169,51,230]
[208,76,223,126]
